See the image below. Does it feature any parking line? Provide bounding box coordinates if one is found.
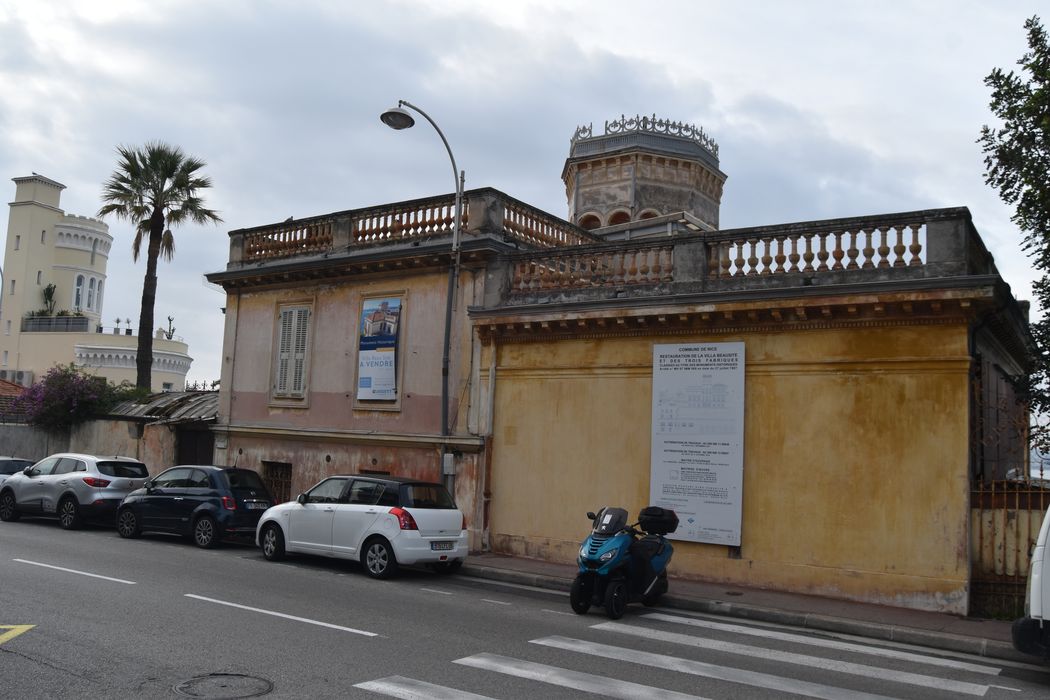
[420,587,454,595]
[482,599,511,606]
[184,594,377,637]
[13,559,136,585]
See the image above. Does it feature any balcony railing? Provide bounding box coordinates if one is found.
[21,316,90,333]
[497,207,995,305]
[227,188,599,266]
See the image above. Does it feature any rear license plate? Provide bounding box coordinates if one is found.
[246,502,269,510]
[431,541,454,551]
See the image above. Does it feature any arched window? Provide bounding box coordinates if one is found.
[638,209,659,220]
[578,214,601,231]
[91,240,97,266]
[87,278,96,310]
[74,275,84,309]
[96,280,104,311]
[608,211,631,226]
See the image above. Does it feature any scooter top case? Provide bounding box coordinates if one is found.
[638,506,679,536]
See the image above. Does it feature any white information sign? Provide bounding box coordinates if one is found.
[650,342,745,546]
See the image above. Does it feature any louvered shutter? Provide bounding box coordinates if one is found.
[274,306,310,397]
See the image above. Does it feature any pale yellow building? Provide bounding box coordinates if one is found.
[0,174,192,391]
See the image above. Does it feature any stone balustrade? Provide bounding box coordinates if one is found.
[226,189,598,266]
[495,207,996,306]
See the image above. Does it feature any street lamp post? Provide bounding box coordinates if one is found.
[381,100,464,466]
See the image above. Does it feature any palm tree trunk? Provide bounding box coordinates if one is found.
[136,213,163,390]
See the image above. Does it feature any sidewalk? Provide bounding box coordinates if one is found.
[460,552,1029,664]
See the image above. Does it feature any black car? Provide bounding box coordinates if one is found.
[116,465,273,548]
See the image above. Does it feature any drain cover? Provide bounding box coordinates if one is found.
[174,673,273,698]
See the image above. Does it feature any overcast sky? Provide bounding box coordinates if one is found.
[0,1,1041,385]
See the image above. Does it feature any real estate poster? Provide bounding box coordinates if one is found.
[357,297,401,400]
[650,342,745,546]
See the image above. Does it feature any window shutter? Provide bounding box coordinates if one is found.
[274,305,310,398]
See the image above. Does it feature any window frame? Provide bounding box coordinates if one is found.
[270,300,314,406]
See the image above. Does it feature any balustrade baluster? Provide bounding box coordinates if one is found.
[802,234,815,272]
[876,227,891,268]
[661,247,673,282]
[892,226,907,267]
[845,230,860,270]
[650,248,662,281]
[639,249,651,281]
[613,251,625,286]
[772,236,786,274]
[760,237,774,275]
[861,229,875,269]
[789,235,802,272]
[908,224,923,266]
[746,240,758,275]
[626,251,639,284]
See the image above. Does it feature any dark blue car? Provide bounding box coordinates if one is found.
[116,465,273,548]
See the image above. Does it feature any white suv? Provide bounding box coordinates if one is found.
[0,453,149,529]
[256,475,467,579]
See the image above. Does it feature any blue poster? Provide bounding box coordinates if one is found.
[357,297,401,400]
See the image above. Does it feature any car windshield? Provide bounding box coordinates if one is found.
[400,483,456,509]
[0,460,31,475]
[224,469,269,494]
[97,461,149,478]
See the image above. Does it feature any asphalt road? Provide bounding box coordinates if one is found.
[2,517,1050,699]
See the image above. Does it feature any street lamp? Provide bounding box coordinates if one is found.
[381,100,464,455]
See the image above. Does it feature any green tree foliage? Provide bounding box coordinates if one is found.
[979,15,1050,411]
[98,142,222,389]
[12,365,147,432]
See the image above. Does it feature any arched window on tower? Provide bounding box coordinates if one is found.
[96,280,104,311]
[91,240,97,266]
[87,278,96,310]
[638,209,659,220]
[578,214,602,231]
[74,275,84,310]
[608,211,631,226]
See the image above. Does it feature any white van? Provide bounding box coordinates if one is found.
[1014,506,1050,658]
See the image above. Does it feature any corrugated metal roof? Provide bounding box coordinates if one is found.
[110,391,218,422]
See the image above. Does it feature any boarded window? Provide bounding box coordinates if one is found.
[274,304,311,398]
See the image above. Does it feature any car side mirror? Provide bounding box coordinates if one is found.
[144,480,153,491]
[22,466,33,476]
[297,493,307,505]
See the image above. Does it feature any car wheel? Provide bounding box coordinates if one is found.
[58,496,82,530]
[0,490,20,522]
[261,523,285,561]
[603,578,627,620]
[116,508,141,539]
[363,538,399,580]
[431,560,462,575]
[193,515,219,549]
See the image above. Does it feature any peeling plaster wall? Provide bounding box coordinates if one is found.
[70,420,176,474]
[486,323,973,613]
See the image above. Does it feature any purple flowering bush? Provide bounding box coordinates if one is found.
[11,365,144,432]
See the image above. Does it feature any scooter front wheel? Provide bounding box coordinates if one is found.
[604,578,627,619]
[570,574,593,614]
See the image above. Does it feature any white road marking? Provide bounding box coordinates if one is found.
[594,621,991,696]
[460,577,564,596]
[542,609,576,616]
[642,612,1001,675]
[355,675,494,699]
[454,653,706,699]
[13,558,136,585]
[184,594,376,636]
[533,635,896,700]
[481,599,511,606]
[419,587,453,595]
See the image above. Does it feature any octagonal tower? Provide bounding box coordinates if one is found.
[562,115,727,233]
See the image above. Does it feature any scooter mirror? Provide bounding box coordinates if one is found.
[586,512,596,520]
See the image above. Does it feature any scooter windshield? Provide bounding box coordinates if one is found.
[593,507,629,535]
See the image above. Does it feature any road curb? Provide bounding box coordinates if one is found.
[459,563,1029,664]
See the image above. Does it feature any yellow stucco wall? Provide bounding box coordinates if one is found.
[487,322,972,613]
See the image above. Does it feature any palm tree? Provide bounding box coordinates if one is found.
[98,142,222,389]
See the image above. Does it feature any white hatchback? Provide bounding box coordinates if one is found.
[255,475,467,579]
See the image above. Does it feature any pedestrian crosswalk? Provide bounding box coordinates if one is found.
[354,610,1032,699]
